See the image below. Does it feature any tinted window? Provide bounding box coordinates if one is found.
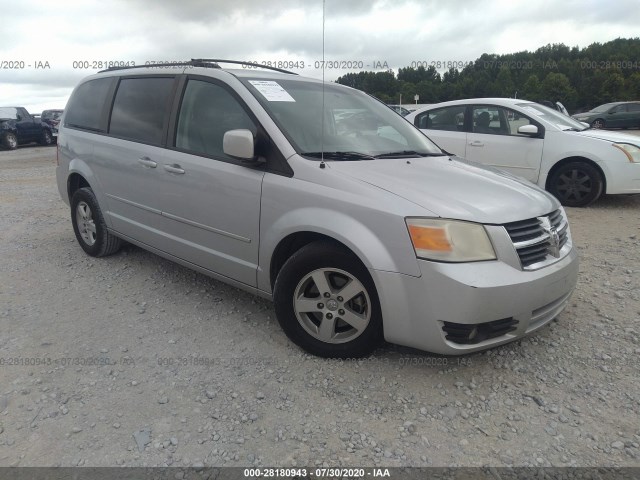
[627,103,640,112]
[109,77,174,145]
[65,78,113,131]
[416,106,466,131]
[176,80,256,158]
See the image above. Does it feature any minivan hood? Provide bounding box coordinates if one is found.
[327,156,558,224]
[573,129,640,144]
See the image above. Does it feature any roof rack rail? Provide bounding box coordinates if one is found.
[191,59,298,75]
[99,59,298,75]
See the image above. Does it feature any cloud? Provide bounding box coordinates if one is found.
[1,0,639,110]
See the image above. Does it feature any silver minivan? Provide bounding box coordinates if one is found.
[56,60,579,358]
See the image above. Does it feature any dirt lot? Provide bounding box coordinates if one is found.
[0,145,639,468]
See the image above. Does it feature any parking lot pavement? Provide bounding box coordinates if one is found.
[1,146,639,468]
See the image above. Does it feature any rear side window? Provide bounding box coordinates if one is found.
[65,78,113,131]
[109,77,175,145]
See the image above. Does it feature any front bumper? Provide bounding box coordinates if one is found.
[603,160,640,194]
[372,248,579,355]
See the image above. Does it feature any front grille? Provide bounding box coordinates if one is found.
[504,210,568,270]
[442,317,518,344]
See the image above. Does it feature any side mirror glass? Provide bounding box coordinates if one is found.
[223,129,255,159]
[517,124,538,136]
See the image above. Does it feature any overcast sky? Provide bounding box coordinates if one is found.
[1,0,639,112]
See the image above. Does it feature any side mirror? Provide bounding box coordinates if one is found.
[223,129,255,159]
[518,124,538,136]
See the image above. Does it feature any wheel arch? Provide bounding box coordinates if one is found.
[67,172,92,202]
[269,232,367,291]
[545,156,607,194]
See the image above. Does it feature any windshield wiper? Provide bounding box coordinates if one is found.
[374,150,447,158]
[301,151,376,161]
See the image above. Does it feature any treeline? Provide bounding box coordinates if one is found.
[336,38,640,112]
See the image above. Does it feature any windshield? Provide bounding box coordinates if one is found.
[241,78,443,159]
[0,107,18,120]
[517,103,588,131]
[590,103,616,113]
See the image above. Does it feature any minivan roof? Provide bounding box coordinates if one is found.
[100,59,298,76]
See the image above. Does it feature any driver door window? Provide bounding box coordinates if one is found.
[176,80,257,159]
[472,106,534,136]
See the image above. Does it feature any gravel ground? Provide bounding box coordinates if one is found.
[0,145,639,469]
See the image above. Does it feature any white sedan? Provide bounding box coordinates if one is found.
[405,98,640,207]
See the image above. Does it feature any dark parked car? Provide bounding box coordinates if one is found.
[573,101,640,129]
[41,109,64,139]
[0,107,54,149]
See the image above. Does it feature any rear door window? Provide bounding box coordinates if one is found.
[415,106,466,131]
[109,77,175,145]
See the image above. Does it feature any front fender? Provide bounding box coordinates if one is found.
[257,207,421,293]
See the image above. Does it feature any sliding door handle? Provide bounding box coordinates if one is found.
[164,164,185,175]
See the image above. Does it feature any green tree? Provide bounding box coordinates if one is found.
[625,72,640,98]
[521,74,541,101]
[540,72,577,106]
[493,67,516,97]
[600,72,625,102]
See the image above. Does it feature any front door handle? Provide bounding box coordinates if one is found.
[138,157,157,168]
[164,164,185,175]
[469,141,484,147]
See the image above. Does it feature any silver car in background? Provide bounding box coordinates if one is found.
[56,60,579,358]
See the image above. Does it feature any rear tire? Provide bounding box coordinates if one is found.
[71,187,122,257]
[273,241,383,358]
[548,161,603,207]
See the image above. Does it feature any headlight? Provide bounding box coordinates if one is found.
[573,116,588,121]
[406,218,496,262]
[612,143,640,163]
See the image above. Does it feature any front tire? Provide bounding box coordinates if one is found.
[273,241,383,358]
[591,118,605,129]
[71,187,122,257]
[548,161,603,207]
[2,132,18,150]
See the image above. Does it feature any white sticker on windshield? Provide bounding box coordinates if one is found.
[521,106,543,116]
[249,80,295,102]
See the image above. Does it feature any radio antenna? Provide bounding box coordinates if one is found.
[320,0,326,168]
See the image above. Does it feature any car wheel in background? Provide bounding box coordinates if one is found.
[2,132,18,150]
[40,129,53,146]
[548,161,604,207]
[591,119,605,129]
[274,241,383,358]
[71,187,122,257]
